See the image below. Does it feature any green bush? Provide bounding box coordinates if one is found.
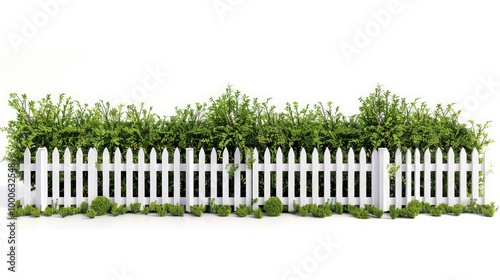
[4,86,492,200]
[58,207,70,218]
[79,202,89,214]
[253,208,264,219]
[310,204,332,218]
[23,204,35,216]
[141,206,150,215]
[90,196,112,216]
[430,207,443,217]
[347,205,370,219]
[170,204,185,216]
[130,203,141,214]
[481,202,497,217]
[190,205,206,217]
[264,197,283,217]
[157,205,167,217]
[42,207,56,217]
[87,209,97,218]
[149,201,159,212]
[451,204,463,216]
[31,208,41,218]
[365,205,384,218]
[217,205,231,217]
[235,205,252,217]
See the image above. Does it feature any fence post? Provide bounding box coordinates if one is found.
[377,148,390,211]
[36,148,48,210]
[185,148,194,212]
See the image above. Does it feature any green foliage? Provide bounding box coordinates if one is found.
[3,86,492,199]
[481,202,497,217]
[208,198,218,213]
[130,203,141,214]
[22,204,35,216]
[58,207,70,218]
[365,205,384,218]
[389,206,399,219]
[90,196,112,216]
[422,202,432,213]
[235,204,252,217]
[170,204,185,216]
[309,204,333,218]
[79,202,88,214]
[31,208,41,218]
[149,201,160,212]
[190,205,206,217]
[42,207,56,217]
[157,205,167,217]
[430,207,443,217]
[298,205,309,217]
[335,202,343,215]
[406,200,423,214]
[141,206,150,215]
[347,205,370,219]
[253,208,264,219]
[217,205,232,217]
[86,209,97,218]
[451,204,463,216]
[263,196,283,217]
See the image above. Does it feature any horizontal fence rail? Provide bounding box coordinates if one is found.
[18,147,490,212]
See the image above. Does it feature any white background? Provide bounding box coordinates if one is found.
[0,1,499,279]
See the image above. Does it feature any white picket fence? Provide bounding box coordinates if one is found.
[18,147,490,212]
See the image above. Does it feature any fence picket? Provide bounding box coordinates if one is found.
[23,149,31,206]
[88,148,98,204]
[76,148,83,207]
[150,148,157,204]
[414,149,421,201]
[424,149,431,203]
[64,148,72,207]
[287,149,295,211]
[359,148,367,207]
[234,148,242,207]
[114,148,122,205]
[395,148,402,208]
[36,148,48,210]
[471,148,479,200]
[174,148,181,205]
[126,148,134,208]
[312,148,319,205]
[103,148,110,198]
[222,148,229,205]
[264,148,271,201]
[300,148,307,206]
[199,148,206,206]
[324,148,331,203]
[435,148,443,205]
[210,148,217,202]
[276,148,283,201]
[252,148,259,210]
[138,148,145,207]
[405,149,412,204]
[52,148,60,206]
[336,148,343,203]
[161,148,169,205]
[459,148,467,205]
[447,148,455,205]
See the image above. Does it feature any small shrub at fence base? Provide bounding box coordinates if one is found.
[217,205,231,217]
[31,208,41,218]
[130,203,141,214]
[299,205,309,217]
[235,205,252,217]
[452,205,463,216]
[264,197,283,217]
[430,207,443,217]
[23,204,35,216]
[87,209,97,219]
[90,196,112,216]
[79,202,88,214]
[170,204,185,216]
[365,205,383,218]
[253,208,263,219]
[149,201,159,212]
[141,206,150,215]
[42,207,56,217]
[190,204,206,217]
[310,204,332,218]
[157,205,167,217]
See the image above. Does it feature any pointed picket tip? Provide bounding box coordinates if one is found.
[436,147,442,157]
[234,148,241,162]
[300,148,307,157]
[324,147,330,154]
[210,148,217,156]
[234,147,241,155]
[359,147,366,157]
[150,147,156,154]
[126,148,133,155]
[424,148,430,156]
[139,147,145,155]
[277,147,282,154]
[288,148,295,157]
[395,147,401,155]
[312,148,318,156]
[264,148,270,156]
[222,148,229,157]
